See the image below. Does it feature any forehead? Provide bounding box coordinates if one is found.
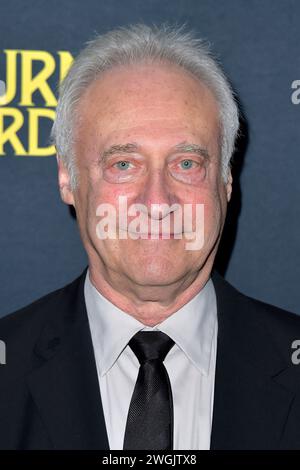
[74,62,220,152]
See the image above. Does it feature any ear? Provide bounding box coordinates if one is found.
[226,170,233,202]
[56,155,75,206]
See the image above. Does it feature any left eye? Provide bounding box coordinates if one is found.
[180,159,196,169]
[114,161,132,170]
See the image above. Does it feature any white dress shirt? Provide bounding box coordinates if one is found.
[84,270,218,450]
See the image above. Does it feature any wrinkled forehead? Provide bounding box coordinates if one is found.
[75,61,220,122]
[73,62,221,157]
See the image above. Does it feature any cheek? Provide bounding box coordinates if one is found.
[75,176,107,236]
[200,191,224,237]
[83,184,132,246]
[90,179,138,206]
[88,182,144,237]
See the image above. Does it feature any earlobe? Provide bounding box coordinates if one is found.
[60,184,75,206]
[56,155,75,206]
[226,171,233,202]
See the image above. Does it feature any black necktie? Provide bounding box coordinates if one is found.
[123,330,175,450]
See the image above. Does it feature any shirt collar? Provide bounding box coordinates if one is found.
[84,269,217,377]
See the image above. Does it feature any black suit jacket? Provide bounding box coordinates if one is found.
[1,268,300,450]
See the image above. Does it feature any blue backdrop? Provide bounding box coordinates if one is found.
[1,0,299,317]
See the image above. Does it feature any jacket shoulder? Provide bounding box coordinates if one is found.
[245,291,300,359]
[212,270,300,361]
[0,270,86,376]
[213,269,300,321]
[1,274,81,333]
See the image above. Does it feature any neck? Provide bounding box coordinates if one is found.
[88,260,214,327]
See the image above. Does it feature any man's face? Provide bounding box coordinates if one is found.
[58,62,232,293]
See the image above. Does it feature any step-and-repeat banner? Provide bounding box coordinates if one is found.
[1,0,300,317]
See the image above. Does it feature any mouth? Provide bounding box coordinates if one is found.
[117,226,196,239]
[126,231,184,239]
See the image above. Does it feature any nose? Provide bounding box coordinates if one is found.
[137,169,179,220]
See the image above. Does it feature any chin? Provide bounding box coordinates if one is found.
[132,275,177,288]
[129,264,185,287]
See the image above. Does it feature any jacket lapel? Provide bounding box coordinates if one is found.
[210,270,297,449]
[27,269,110,450]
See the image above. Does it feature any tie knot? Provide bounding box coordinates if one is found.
[128,331,175,364]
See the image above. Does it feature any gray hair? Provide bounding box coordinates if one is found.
[50,23,239,189]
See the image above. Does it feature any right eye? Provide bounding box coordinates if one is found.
[113,161,133,171]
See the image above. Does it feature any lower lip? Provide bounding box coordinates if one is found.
[128,233,183,239]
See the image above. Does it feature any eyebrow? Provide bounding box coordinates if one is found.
[100,143,139,163]
[173,141,210,160]
[99,140,210,162]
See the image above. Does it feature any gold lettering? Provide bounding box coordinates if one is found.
[0,107,27,155]
[1,50,18,105]
[20,50,57,107]
[28,108,56,156]
[58,51,74,83]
